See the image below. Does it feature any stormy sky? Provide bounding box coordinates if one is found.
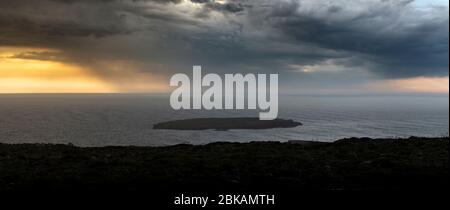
[0,0,448,94]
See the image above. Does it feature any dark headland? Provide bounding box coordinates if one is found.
[153,118,303,130]
[0,137,448,195]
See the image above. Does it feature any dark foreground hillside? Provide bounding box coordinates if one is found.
[0,137,448,207]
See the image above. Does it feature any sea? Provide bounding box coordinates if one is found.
[0,94,448,147]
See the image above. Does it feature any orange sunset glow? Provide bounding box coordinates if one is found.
[0,52,114,93]
[368,76,450,94]
[0,48,168,93]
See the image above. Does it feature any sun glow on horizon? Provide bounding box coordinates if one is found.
[0,47,171,93]
[368,76,449,94]
[0,48,116,93]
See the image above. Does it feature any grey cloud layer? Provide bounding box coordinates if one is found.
[261,0,449,77]
[0,0,448,80]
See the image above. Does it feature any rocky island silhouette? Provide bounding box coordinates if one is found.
[153,118,303,131]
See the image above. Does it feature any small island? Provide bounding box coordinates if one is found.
[153,118,303,130]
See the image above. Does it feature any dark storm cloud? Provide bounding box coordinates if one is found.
[193,0,246,13]
[260,0,449,77]
[0,0,241,46]
[53,0,245,13]
[51,0,183,4]
[0,0,448,80]
[0,16,133,40]
[0,0,136,47]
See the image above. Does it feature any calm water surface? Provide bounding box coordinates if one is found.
[0,94,448,146]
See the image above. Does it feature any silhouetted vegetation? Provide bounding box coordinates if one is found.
[0,137,448,194]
